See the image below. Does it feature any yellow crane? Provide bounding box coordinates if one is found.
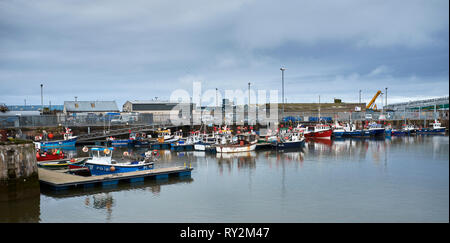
[366,90,382,110]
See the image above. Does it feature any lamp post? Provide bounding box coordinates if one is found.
[248,82,251,126]
[40,84,43,109]
[280,67,286,119]
[248,82,251,106]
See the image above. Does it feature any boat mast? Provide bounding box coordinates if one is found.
[318,95,321,124]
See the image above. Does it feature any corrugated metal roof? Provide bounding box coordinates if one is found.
[125,100,191,104]
[64,101,119,112]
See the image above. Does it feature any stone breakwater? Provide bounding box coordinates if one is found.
[0,143,40,202]
[0,143,37,181]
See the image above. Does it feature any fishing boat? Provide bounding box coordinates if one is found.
[194,133,218,151]
[331,121,346,138]
[271,131,305,149]
[215,134,257,153]
[36,148,65,161]
[391,129,406,136]
[38,128,77,148]
[130,132,152,147]
[107,137,133,147]
[417,120,446,134]
[363,122,385,137]
[402,124,418,134]
[304,124,332,139]
[83,146,156,176]
[342,123,364,137]
[37,157,90,169]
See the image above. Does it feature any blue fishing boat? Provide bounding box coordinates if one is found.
[39,128,77,148]
[83,147,156,176]
[417,120,446,134]
[130,132,151,147]
[40,137,77,148]
[108,138,133,147]
[363,122,385,137]
[271,132,305,149]
[392,130,407,136]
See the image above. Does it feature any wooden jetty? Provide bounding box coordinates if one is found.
[38,166,193,190]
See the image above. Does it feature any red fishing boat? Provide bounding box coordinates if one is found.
[36,149,65,161]
[304,124,332,139]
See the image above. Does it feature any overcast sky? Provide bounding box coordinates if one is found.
[0,0,448,108]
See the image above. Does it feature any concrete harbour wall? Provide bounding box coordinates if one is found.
[0,143,40,202]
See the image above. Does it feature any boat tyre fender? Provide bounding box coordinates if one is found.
[82,146,89,153]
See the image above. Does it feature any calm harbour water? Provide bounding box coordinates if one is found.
[2,135,449,223]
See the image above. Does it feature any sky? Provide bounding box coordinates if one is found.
[0,0,448,109]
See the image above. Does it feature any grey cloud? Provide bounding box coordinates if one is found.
[0,0,448,107]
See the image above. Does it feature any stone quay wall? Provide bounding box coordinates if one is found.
[0,143,38,181]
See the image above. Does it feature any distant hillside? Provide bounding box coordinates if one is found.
[278,103,366,112]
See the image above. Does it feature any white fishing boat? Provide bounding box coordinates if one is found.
[215,134,257,153]
[402,124,418,133]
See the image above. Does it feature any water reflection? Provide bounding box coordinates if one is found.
[40,177,193,222]
[41,177,194,199]
[0,196,40,223]
[4,135,446,222]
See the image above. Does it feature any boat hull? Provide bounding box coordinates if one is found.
[304,129,332,139]
[133,140,150,147]
[194,142,213,151]
[364,128,385,137]
[37,159,85,169]
[417,128,446,134]
[36,153,65,161]
[40,138,77,148]
[392,130,407,136]
[85,162,154,176]
[332,131,345,138]
[272,140,305,149]
[344,131,364,137]
[110,139,132,147]
[215,144,256,153]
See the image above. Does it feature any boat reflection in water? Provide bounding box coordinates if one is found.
[215,151,257,174]
[41,175,193,222]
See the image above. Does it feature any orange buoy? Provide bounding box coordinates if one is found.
[110,166,115,172]
[70,158,75,162]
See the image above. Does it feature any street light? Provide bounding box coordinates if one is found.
[248,82,251,106]
[280,67,286,118]
[40,84,43,108]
